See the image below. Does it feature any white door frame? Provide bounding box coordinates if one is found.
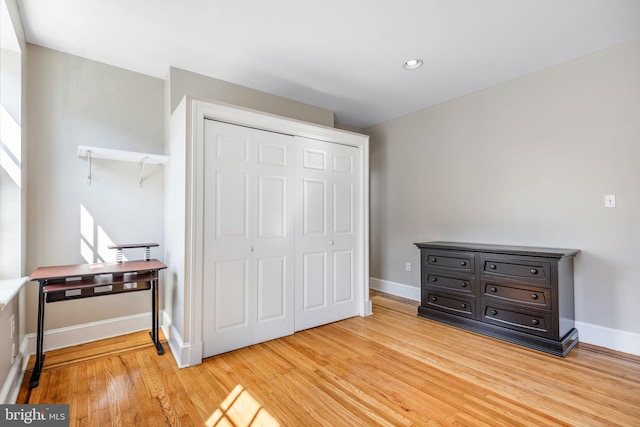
[186,98,370,365]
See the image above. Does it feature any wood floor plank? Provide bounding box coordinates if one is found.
[73,364,89,427]
[18,293,640,426]
[84,359,99,427]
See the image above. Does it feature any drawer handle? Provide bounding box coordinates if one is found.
[532,319,539,325]
[490,287,497,293]
[431,296,437,302]
[491,309,498,315]
[460,282,467,287]
[431,257,437,263]
[530,268,538,275]
[460,261,467,266]
[531,293,539,300]
[489,264,497,270]
[461,303,467,309]
[431,277,437,282]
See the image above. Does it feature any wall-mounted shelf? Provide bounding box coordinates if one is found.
[77,145,169,187]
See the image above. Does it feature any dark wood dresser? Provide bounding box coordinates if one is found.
[415,241,579,357]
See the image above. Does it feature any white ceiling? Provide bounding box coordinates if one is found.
[16,0,640,128]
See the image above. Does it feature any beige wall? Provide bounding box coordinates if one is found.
[168,67,334,127]
[26,45,165,333]
[366,38,640,334]
[335,121,366,134]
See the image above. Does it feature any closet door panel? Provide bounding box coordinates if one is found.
[203,120,295,358]
[333,182,353,234]
[215,133,249,161]
[259,143,287,166]
[302,179,326,235]
[257,256,286,321]
[333,249,354,304]
[303,148,326,170]
[214,259,248,330]
[205,256,252,354]
[302,252,327,310]
[216,171,248,239]
[258,176,286,238]
[252,133,296,345]
[295,137,361,331]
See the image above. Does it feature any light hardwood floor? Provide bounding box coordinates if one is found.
[18,291,640,426]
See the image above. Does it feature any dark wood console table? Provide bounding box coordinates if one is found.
[29,258,167,388]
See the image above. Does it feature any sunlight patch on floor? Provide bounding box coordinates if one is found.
[206,384,279,427]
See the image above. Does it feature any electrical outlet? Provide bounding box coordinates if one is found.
[405,262,411,272]
[10,314,15,339]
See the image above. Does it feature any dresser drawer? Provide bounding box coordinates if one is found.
[423,250,475,273]
[426,273,473,294]
[482,281,551,310]
[481,256,550,286]
[482,304,554,339]
[424,291,474,318]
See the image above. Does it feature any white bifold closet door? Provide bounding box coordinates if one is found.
[294,137,360,331]
[202,120,360,358]
[203,120,295,357]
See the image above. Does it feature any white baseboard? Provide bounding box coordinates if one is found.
[370,277,420,301]
[371,277,640,357]
[361,299,373,317]
[23,312,152,355]
[161,311,202,368]
[0,350,25,403]
[576,321,640,356]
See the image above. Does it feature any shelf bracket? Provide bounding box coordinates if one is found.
[138,157,148,188]
[87,150,92,186]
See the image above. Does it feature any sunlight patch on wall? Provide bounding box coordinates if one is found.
[1,3,23,279]
[205,384,279,427]
[80,204,94,263]
[0,105,21,188]
[97,225,116,261]
[1,0,22,53]
[80,204,126,264]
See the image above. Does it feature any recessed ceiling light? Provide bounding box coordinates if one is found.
[403,59,423,70]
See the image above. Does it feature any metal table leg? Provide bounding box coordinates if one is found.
[150,276,164,355]
[29,281,46,388]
